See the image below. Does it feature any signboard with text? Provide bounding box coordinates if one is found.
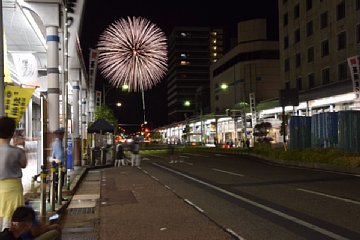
[4,85,35,124]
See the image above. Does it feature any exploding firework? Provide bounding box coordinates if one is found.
[97,16,168,92]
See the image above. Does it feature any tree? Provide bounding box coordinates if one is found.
[150,131,163,142]
[94,105,118,131]
[182,124,191,143]
[253,122,273,143]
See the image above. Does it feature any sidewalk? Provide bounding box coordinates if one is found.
[24,166,87,221]
[61,166,233,240]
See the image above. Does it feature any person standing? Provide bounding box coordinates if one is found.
[51,128,65,165]
[0,117,27,231]
[50,128,65,202]
[115,143,126,167]
[131,140,140,166]
[168,143,176,163]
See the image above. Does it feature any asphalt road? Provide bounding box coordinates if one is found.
[140,150,360,240]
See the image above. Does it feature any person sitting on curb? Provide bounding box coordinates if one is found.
[21,203,61,240]
[0,206,34,239]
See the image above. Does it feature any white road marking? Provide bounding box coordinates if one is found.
[142,157,150,161]
[226,228,246,240]
[212,168,244,177]
[153,162,350,240]
[297,188,360,205]
[164,185,171,190]
[184,199,204,213]
[151,176,159,181]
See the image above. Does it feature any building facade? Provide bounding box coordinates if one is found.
[210,19,280,114]
[278,0,360,112]
[166,27,224,123]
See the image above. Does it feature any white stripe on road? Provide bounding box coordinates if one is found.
[153,162,350,240]
[297,188,360,205]
[212,168,244,177]
[226,228,246,240]
[151,176,159,181]
[184,199,204,213]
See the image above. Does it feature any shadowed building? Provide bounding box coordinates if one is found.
[166,27,224,123]
[210,19,280,114]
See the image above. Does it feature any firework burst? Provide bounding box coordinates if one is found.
[97,16,168,92]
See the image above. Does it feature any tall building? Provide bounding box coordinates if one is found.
[278,0,360,112]
[166,27,224,123]
[210,19,280,114]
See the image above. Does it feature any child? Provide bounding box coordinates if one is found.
[115,143,126,167]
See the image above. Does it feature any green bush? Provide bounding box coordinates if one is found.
[196,145,360,169]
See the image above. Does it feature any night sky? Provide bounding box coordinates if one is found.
[80,0,278,133]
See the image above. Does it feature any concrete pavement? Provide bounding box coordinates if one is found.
[61,166,233,240]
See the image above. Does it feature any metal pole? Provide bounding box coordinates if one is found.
[141,90,146,123]
[63,7,69,172]
[282,106,286,144]
[0,0,4,116]
[57,163,63,205]
[39,165,47,220]
[46,26,60,132]
[72,78,81,166]
[50,161,56,211]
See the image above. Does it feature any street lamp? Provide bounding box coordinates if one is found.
[183,100,191,107]
[220,83,228,90]
[116,102,122,107]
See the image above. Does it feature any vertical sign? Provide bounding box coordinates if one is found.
[347,56,360,100]
[249,92,256,127]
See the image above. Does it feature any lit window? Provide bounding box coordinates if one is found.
[213,39,217,44]
[180,60,190,65]
[180,32,187,37]
[180,53,187,58]
[213,59,217,63]
[213,46,217,50]
[211,32,217,36]
[213,53,217,57]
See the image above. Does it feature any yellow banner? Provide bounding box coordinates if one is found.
[4,85,35,124]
